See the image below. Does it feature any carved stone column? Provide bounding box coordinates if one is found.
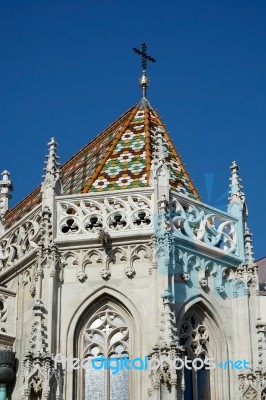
[148,290,184,399]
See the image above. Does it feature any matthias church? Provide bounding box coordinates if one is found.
[0,46,265,399]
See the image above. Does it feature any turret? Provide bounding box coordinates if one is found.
[0,170,13,235]
[0,171,13,217]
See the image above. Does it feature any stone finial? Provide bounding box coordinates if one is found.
[228,161,248,223]
[148,288,182,394]
[244,227,255,265]
[0,170,13,217]
[41,137,62,195]
[159,288,178,344]
[155,127,167,163]
[29,299,46,355]
[228,161,245,204]
[22,297,63,399]
[150,127,169,184]
[228,161,249,261]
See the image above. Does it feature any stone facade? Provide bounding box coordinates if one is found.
[0,99,266,400]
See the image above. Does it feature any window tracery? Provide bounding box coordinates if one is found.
[180,309,211,400]
[180,312,210,360]
[81,304,130,400]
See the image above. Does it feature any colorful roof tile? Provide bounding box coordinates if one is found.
[82,100,199,198]
[4,101,199,228]
[87,108,147,192]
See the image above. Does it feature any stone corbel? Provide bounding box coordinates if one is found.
[100,250,114,281]
[216,285,225,294]
[125,265,135,279]
[100,268,111,280]
[199,277,208,287]
[77,270,87,283]
[181,272,190,282]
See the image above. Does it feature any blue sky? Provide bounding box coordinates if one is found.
[0,0,265,258]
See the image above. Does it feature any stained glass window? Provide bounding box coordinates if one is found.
[82,305,130,400]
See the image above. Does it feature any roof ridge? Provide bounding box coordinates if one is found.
[144,106,152,184]
[153,109,200,199]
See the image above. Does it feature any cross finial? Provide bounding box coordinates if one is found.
[133,43,156,98]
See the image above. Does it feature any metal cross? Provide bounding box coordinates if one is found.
[132,43,156,71]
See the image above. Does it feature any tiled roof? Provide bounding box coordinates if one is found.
[4,100,199,229]
[61,105,136,194]
[87,106,147,192]
[4,186,42,229]
[150,108,198,197]
[83,101,199,198]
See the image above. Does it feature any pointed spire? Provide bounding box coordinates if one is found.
[244,227,255,265]
[228,161,249,262]
[41,137,62,195]
[0,170,13,218]
[228,161,248,223]
[228,161,245,205]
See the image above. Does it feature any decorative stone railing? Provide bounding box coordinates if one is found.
[0,207,41,272]
[157,193,239,256]
[56,191,153,240]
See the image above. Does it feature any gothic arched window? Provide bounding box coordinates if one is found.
[180,310,211,400]
[80,304,130,400]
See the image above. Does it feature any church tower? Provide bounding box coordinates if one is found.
[0,44,265,399]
